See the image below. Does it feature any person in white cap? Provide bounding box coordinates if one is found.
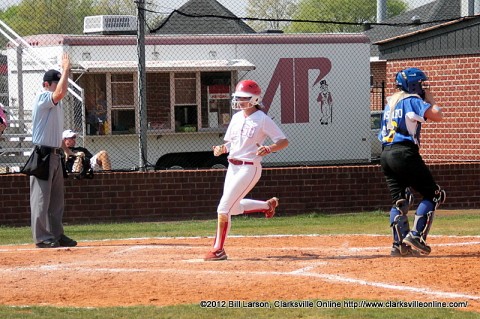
[62,129,111,171]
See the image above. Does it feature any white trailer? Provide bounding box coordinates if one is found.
[4,32,371,170]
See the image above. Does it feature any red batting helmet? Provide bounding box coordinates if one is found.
[231,80,262,110]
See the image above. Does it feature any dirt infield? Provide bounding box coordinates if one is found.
[0,234,479,312]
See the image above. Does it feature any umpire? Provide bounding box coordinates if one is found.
[378,67,445,257]
[30,53,77,248]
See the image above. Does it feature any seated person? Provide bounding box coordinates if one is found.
[62,129,112,171]
[86,105,107,135]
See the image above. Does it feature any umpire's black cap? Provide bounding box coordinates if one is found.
[43,69,62,83]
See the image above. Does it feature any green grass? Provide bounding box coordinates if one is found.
[0,209,479,319]
[1,210,479,246]
[0,304,478,319]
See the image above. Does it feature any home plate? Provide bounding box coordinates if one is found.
[184,258,206,262]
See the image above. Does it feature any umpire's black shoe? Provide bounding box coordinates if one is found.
[36,239,60,248]
[58,234,77,247]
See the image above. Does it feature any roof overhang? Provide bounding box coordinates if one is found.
[76,59,256,72]
[369,56,386,62]
[374,16,479,45]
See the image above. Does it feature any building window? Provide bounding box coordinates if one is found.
[174,73,197,132]
[76,74,107,135]
[111,73,135,108]
[76,73,136,135]
[174,73,196,104]
[76,70,235,135]
[110,73,136,134]
[112,109,136,134]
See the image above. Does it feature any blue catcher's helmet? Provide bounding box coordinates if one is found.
[395,67,428,97]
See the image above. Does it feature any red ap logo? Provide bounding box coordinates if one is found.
[262,58,332,124]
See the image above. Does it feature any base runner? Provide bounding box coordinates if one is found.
[204,79,289,261]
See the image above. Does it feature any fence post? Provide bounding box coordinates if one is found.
[381,81,385,110]
[137,0,148,171]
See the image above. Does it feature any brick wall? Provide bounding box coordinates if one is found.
[146,73,171,129]
[370,60,387,86]
[370,60,388,111]
[1,162,479,226]
[384,55,480,162]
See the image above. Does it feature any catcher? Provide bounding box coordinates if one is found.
[62,129,111,175]
[378,67,445,257]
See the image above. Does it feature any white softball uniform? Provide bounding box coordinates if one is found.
[219,108,285,211]
[224,109,286,164]
[212,109,286,250]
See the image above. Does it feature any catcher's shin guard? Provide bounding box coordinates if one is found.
[411,199,435,235]
[390,189,413,244]
[391,214,410,244]
[433,184,446,210]
[395,187,415,216]
[411,210,434,241]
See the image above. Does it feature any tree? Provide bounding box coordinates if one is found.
[0,0,142,38]
[0,0,96,36]
[91,0,136,16]
[245,0,298,32]
[287,0,408,33]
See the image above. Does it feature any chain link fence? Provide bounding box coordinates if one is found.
[0,0,468,172]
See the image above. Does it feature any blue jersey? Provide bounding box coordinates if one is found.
[378,94,431,147]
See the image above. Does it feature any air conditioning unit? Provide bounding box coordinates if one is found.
[83,15,137,35]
